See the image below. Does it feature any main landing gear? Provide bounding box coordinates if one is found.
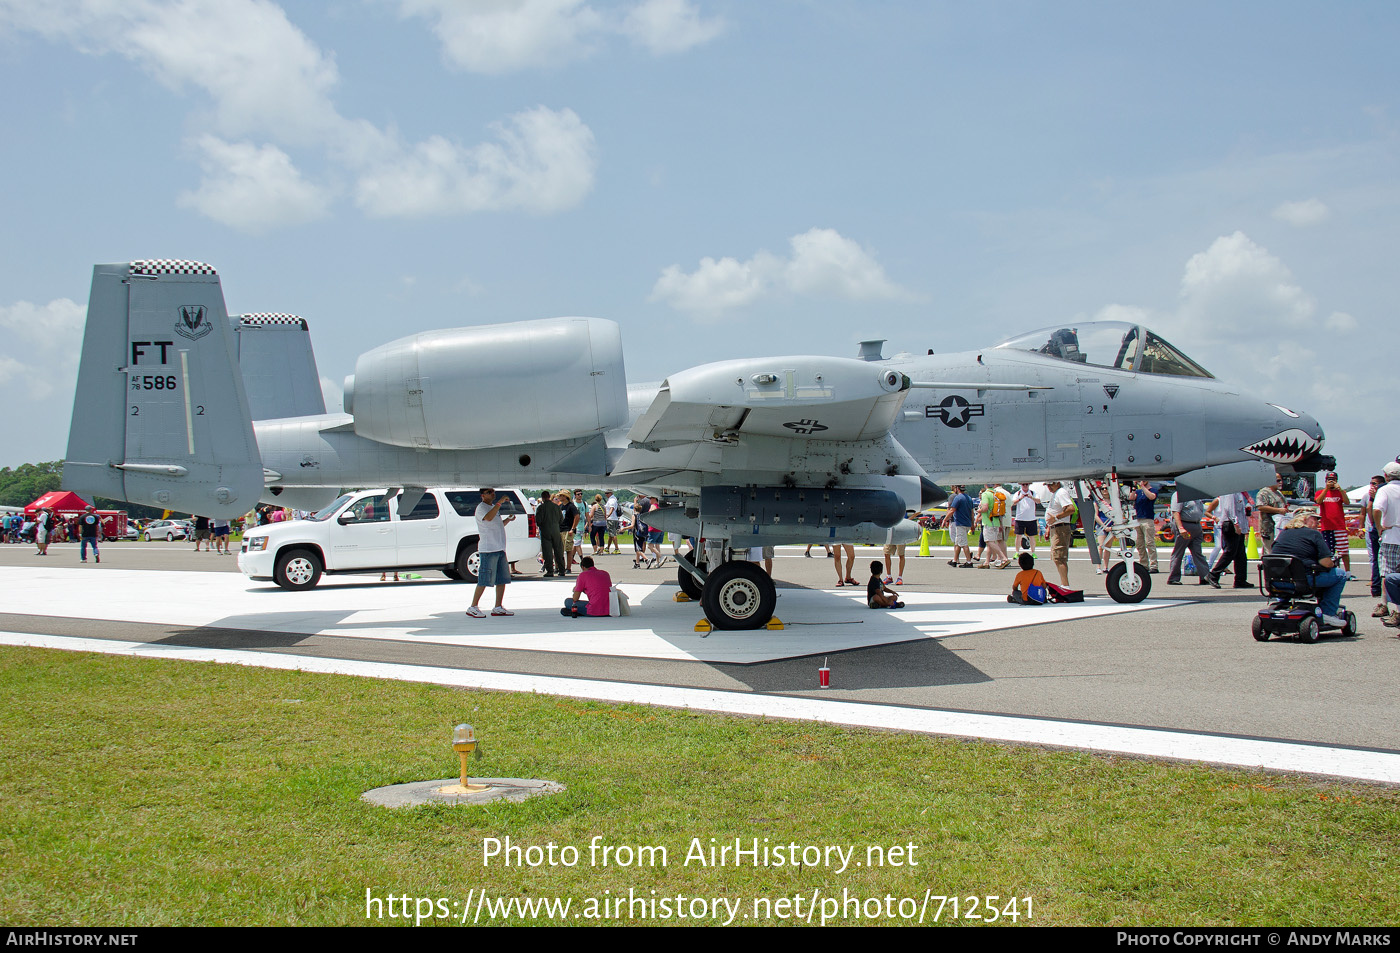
[677,551,778,630]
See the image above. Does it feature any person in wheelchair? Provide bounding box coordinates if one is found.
[1266,508,1348,627]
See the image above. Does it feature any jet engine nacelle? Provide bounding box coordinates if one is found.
[342,317,627,450]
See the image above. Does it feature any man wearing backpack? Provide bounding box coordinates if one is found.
[976,482,1011,569]
[1166,490,1208,585]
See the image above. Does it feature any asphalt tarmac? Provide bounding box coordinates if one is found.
[3,538,1396,765]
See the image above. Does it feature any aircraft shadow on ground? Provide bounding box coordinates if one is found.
[148,622,343,651]
[712,638,994,692]
[131,575,1172,693]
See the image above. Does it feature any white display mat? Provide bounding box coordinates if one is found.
[0,566,1180,664]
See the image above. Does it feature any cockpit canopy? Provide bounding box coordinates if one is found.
[994,321,1213,379]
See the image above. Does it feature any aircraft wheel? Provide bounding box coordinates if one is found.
[1344,610,1359,637]
[677,554,707,600]
[1251,615,1268,642]
[455,540,480,584]
[1298,616,1320,644]
[701,561,776,630]
[275,548,322,591]
[1105,561,1151,603]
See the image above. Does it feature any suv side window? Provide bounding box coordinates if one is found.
[444,491,482,517]
[344,494,390,523]
[444,490,524,519]
[400,494,440,521]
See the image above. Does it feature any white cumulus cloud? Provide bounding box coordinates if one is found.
[178,136,333,233]
[355,107,596,217]
[652,252,779,314]
[651,228,911,316]
[1177,231,1315,337]
[397,0,604,73]
[1272,198,1330,227]
[783,228,907,300]
[397,0,723,73]
[1,0,598,227]
[1091,232,1384,480]
[0,0,347,146]
[622,0,726,55]
[0,298,87,398]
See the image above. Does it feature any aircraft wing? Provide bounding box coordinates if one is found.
[613,355,929,494]
[626,355,911,446]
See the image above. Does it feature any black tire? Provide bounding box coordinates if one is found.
[1105,561,1151,604]
[1251,615,1268,642]
[677,553,707,600]
[1344,610,1359,637]
[442,567,462,581]
[700,561,777,630]
[1298,616,1320,644]
[274,548,322,591]
[455,538,480,584]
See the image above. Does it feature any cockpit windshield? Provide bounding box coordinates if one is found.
[993,321,1213,378]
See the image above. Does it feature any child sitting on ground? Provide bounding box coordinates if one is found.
[867,561,904,609]
[1008,553,1048,605]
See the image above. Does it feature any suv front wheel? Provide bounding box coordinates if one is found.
[275,548,323,590]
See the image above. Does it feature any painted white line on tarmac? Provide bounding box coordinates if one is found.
[4,630,1396,785]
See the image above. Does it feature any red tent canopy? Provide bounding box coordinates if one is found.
[25,490,93,517]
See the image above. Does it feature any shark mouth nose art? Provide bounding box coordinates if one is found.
[1242,429,1322,463]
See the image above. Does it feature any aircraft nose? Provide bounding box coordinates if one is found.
[1297,409,1324,445]
[1240,401,1326,467]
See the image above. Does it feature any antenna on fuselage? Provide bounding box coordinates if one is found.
[857,340,886,362]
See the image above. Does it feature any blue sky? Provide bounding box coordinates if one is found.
[1,1,1395,483]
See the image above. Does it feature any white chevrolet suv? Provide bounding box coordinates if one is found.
[239,488,540,590]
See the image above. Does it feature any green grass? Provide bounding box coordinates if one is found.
[1,646,1396,926]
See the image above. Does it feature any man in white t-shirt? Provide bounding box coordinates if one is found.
[1044,480,1075,586]
[604,490,621,554]
[1370,462,1400,625]
[467,488,515,618]
[1204,491,1252,589]
[1011,482,1039,555]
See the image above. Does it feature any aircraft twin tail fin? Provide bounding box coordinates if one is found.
[232,312,327,420]
[62,260,263,519]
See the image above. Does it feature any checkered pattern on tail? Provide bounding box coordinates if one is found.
[129,259,218,276]
[237,313,308,330]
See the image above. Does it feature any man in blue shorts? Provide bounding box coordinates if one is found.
[467,488,515,618]
[945,485,976,568]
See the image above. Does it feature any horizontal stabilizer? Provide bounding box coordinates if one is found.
[63,260,263,518]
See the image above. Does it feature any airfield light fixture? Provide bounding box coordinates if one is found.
[451,724,488,792]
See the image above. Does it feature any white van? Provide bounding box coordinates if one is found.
[239,488,540,590]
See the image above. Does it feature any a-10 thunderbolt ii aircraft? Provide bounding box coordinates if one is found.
[64,260,1331,628]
